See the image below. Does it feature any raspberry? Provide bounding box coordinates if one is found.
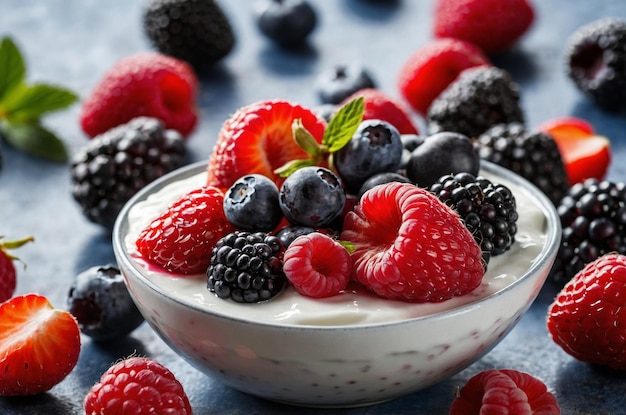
[83,357,192,415]
[339,88,419,135]
[283,232,351,298]
[340,182,484,302]
[80,52,199,138]
[434,0,535,55]
[136,186,235,275]
[548,253,626,370]
[398,38,490,115]
[450,369,560,415]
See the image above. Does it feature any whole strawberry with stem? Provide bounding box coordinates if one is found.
[0,235,34,303]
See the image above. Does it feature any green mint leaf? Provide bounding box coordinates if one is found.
[274,158,316,178]
[322,96,364,153]
[0,37,26,103]
[3,83,78,123]
[1,120,68,162]
[293,118,323,157]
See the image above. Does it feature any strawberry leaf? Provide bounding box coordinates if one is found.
[275,158,316,178]
[2,83,78,123]
[323,96,364,153]
[293,118,323,157]
[0,37,26,102]
[0,120,68,162]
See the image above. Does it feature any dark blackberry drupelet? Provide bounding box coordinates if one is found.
[143,0,235,70]
[550,178,626,285]
[430,172,518,266]
[71,117,186,229]
[427,66,524,138]
[476,123,569,206]
[565,18,626,111]
[207,231,286,303]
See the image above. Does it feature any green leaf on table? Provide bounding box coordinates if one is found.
[0,36,26,102]
[322,96,364,153]
[2,83,78,123]
[0,120,69,162]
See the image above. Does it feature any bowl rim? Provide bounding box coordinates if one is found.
[112,160,561,332]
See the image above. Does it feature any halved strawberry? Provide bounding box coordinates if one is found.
[0,294,81,396]
[538,116,611,185]
[206,100,327,191]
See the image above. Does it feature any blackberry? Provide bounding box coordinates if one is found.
[476,123,569,206]
[565,18,626,111]
[71,117,186,229]
[550,178,626,285]
[427,66,524,138]
[430,172,518,266]
[207,231,286,303]
[143,0,235,70]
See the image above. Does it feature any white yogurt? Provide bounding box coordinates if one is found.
[124,171,547,327]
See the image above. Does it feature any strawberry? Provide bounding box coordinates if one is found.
[339,88,419,135]
[83,356,192,415]
[283,232,352,298]
[0,294,81,396]
[450,369,560,415]
[547,253,626,370]
[537,117,611,186]
[136,186,235,275]
[433,0,535,55]
[398,38,490,115]
[0,235,34,303]
[206,99,327,191]
[340,182,484,302]
[80,52,199,138]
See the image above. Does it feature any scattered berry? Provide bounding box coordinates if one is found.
[548,253,626,370]
[550,178,626,285]
[279,166,346,227]
[223,174,283,232]
[430,172,518,265]
[315,63,376,105]
[207,231,286,303]
[334,119,403,193]
[0,235,34,303]
[80,52,199,138]
[398,38,490,115]
[476,122,569,205]
[136,186,235,275]
[275,225,316,248]
[206,99,327,191]
[538,116,611,186]
[0,294,81,396]
[450,369,560,415]
[254,0,317,49]
[67,264,144,342]
[357,172,411,200]
[434,0,535,55]
[84,357,192,415]
[399,133,425,169]
[71,117,187,229]
[339,88,419,135]
[564,18,626,111]
[427,66,524,138]
[143,0,235,70]
[340,182,484,302]
[283,232,351,298]
[406,131,480,189]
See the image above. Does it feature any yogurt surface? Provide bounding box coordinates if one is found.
[123,170,548,327]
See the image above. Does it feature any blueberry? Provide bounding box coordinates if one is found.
[315,63,376,104]
[67,265,144,342]
[406,132,480,189]
[224,174,283,232]
[333,119,403,194]
[254,0,317,49]
[357,172,412,199]
[400,134,425,169]
[276,225,316,247]
[279,166,346,227]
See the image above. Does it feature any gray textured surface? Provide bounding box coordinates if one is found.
[1,0,626,414]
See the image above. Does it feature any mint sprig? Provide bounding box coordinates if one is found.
[275,96,364,177]
[0,36,78,162]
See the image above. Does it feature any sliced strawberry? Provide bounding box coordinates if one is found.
[538,117,611,185]
[206,100,327,191]
[0,294,81,396]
